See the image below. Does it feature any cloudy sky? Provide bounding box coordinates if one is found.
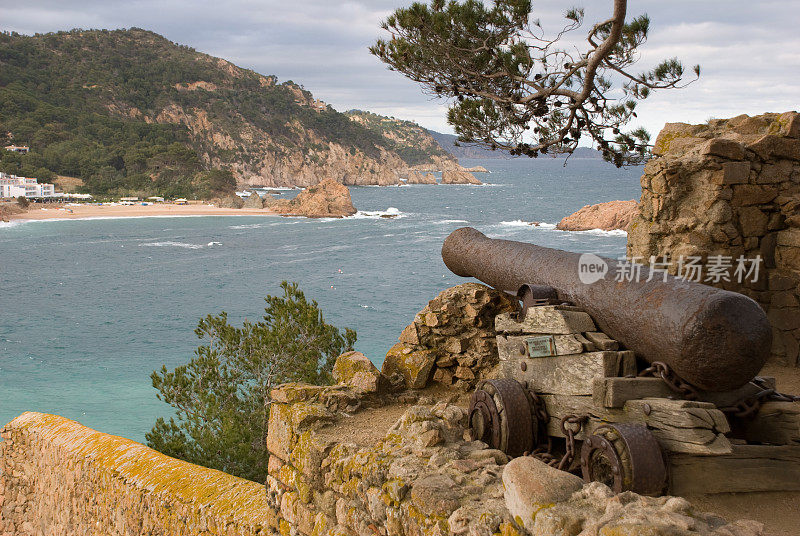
[1,0,799,138]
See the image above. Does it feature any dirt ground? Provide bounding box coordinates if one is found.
[319,367,800,536]
[694,364,800,536]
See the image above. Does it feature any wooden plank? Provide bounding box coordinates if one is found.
[669,444,800,494]
[584,331,619,350]
[500,351,627,396]
[495,308,596,334]
[740,401,800,445]
[594,376,778,409]
[538,395,731,455]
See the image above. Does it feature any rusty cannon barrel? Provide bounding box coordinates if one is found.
[442,227,771,391]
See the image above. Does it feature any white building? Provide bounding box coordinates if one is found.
[0,172,57,198]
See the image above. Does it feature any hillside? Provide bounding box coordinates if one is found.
[0,28,456,197]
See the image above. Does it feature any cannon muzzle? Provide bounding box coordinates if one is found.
[442,227,771,391]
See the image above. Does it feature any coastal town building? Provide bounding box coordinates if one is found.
[4,145,30,154]
[0,172,56,198]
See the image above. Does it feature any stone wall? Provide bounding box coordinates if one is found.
[627,112,800,365]
[0,411,278,536]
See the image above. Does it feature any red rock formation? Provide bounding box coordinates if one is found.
[441,170,482,185]
[267,179,356,218]
[556,200,638,232]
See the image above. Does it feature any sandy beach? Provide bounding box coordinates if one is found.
[10,203,277,221]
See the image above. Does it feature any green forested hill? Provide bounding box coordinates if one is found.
[0,28,452,196]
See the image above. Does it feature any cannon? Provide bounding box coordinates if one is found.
[442,228,800,496]
[442,227,771,392]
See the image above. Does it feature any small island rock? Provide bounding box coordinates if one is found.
[556,199,638,232]
[406,171,437,184]
[217,195,245,209]
[268,178,357,218]
[441,170,482,185]
[242,192,264,208]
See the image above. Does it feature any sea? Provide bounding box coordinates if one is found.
[0,158,642,441]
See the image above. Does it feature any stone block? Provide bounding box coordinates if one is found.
[333,351,384,393]
[432,368,453,385]
[716,161,751,185]
[409,475,460,517]
[771,292,799,308]
[382,343,436,389]
[768,307,800,331]
[776,246,800,270]
[703,138,745,160]
[398,324,419,345]
[777,229,800,248]
[268,403,297,461]
[731,184,778,206]
[502,457,583,534]
[758,161,794,184]
[782,112,800,138]
[738,206,769,237]
[749,135,800,161]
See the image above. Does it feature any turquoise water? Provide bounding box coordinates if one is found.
[0,158,641,440]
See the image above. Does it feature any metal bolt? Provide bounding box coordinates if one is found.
[520,361,528,372]
[643,403,652,416]
[519,343,527,355]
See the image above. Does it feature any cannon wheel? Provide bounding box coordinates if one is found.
[469,379,535,457]
[580,423,667,496]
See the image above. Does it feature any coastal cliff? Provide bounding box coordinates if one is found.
[0,29,456,196]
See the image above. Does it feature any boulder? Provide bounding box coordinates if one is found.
[441,170,482,185]
[556,200,638,232]
[502,456,584,533]
[463,166,489,173]
[333,351,384,393]
[382,343,436,389]
[217,195,245,209]
[269,179,357,218]
[242,192,264,208]
[0,202,26,222]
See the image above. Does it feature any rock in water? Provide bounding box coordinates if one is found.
[242,192,264,208]
[441,170,482,185]
[556,199,638,232]
[406,171,437,184]
[217,195,245,209]
[269,178,357,218]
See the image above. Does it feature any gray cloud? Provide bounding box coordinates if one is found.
[1,0,798,138]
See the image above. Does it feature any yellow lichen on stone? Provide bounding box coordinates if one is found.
[2,412,276,531]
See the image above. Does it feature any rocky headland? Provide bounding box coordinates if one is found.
[556,199,638,232]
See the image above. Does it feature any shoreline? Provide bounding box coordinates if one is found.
[7,203,277,223]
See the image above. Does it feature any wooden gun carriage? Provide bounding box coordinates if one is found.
[442,228,800,495]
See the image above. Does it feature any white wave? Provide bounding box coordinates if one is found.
[139,241,205,250]
[228,223,267,230]
[500,220,554,228]
[348,207,407,220]
[251,186,299,191]
[207,241,222,246]
[434,219,469,225]
[569,228,628,236]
